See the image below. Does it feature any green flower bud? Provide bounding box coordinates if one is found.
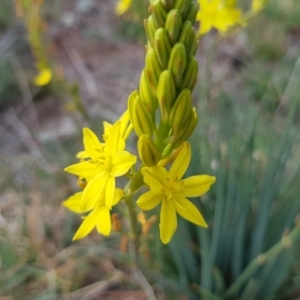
[140,69,158,112]
[161,0,175,11]
[128,91,153,137]
[157,70,176,122]
[179,21,198,57]
[174,0,190,17]
[168,42,187,87]
[146,48,163,83]
[154,28,172,69]
[168,89,192,129]
[174,107,198,144]
[138,135,161,166]
[180,56,198,91]
[144,15,157,48]
[165,9,182,45]
[185,1,198,24]
[152,0,167,28]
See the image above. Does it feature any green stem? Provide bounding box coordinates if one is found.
[125,195,140,267]
[156,121,170,152]
[123,166,145,266]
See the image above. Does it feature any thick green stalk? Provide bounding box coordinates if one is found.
[125,195,140,266]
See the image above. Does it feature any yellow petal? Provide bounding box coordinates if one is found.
[112,188,124,206]
[96,207,111,236]
[76,151,89,160]
[72,209,98,240]
[105,176,115,209]
[160,200,177,244]
[198,0,209,10]
[81,172,109,211]
[181,175,216,197]
[111,151,137,177]
[119,110,130,138]
[64,161,99,178]
[174,196,207,227]
[169,142,191,180]
[251,0,267,13]
[103,121,112,138]
[137,191,162,210]
[141,166,167,193]
[83,128,102,159]
[118,139,126,151]
[115,0,132,15]
[106,121,121,154]
[199,19,213,35]
[33,68,52,86]
[63,192,86,213]
[225,0,237,8]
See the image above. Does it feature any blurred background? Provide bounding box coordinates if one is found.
[0,0,300,299]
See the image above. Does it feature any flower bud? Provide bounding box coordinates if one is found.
[168,42,187,87]
[146,48,162,85]
[185,1,198,23]
[138,135,161,166]
[152,0,167,28]
[144,15,158,48]
[140,69,158,112]
[174,0,190,17]
[171,108,198,146]
[161,0,175,11]
[128,91,153,137]
[154,28,172,69]
[157,70,176,122]
[165,9,182,45]
[168,89,192,129]
[180,56,198,91]
[179,21,198,57]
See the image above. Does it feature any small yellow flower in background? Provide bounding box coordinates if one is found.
[137,142,216,244]
[197,0,268,35]
[115,0,132,16]
[33,67,52,86]
[197,0,242,35]
[251,0,268,13]
[63,189,124,240]
[64,121,136,209]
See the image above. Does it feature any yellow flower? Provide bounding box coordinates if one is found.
[115,0,132,16]
[197,0,242,35]
[102,111,132,142]
[63,189,124,240]
[137,142,216,244]
[251,0,267,13]
[33,67,52,86]
[76,111,132,161]
[64,121,137,209]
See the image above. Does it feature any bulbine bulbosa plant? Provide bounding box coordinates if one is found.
[64,0,216,252]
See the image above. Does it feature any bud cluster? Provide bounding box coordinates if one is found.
[128,0,199,166]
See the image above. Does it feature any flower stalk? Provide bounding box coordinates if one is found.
[63,0,215,260]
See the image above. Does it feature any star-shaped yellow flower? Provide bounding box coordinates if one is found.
[76,111,131,161]
[137,142,216,244]
[63,188,124,240]
[197,0,242,35]
[64,121,136,209]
